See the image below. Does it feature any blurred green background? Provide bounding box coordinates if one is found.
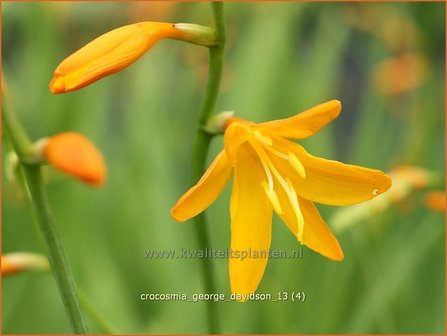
[2,2,445,334]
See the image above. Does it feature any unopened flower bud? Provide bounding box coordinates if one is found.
[50,22,216,94]
[42,132,106,186]
[2,252,50,276]
[425,191,446,213]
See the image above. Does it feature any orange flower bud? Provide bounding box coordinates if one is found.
[2,253,49,276]
[425,191,446,213]
[50,22,185,94]
[2,256,18,275]
[43,132,106,186]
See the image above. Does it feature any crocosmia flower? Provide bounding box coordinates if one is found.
[171,100,392,300]
[50,22,186,93]
[43,132,106,186]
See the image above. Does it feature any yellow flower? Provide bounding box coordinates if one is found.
[43,132,106,186]
[50,22,186,94]
[171,100,392,300]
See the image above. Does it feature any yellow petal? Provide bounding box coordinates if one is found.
[50,22,183,93]
[230,143,272,301]
[171,150,232,222]
[44,132,106,186]
[272,138,392,205]
[275,178,343,261]
[273,176,304,240]
[223,120,251,164]
[258,100,341,139]
[299,198,344,261]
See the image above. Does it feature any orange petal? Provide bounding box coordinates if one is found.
[171,150,232,222]
[50,22,183,93]
[229,143,272,301]
[44,132,106,186]
[272,138,392,205]
[299,198,344,261]
[258,100,341,139]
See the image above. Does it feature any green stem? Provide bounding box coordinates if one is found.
[78,289,117,334]
[189,2,226,334]
[1,99,33,158]
[22,165,88,333]
[2,101,88,333]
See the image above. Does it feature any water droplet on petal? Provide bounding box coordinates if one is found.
[372,189,380,196]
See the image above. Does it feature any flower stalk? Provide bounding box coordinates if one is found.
[189,2,225,333]
[173,23,216,46]
[2,94,88,333]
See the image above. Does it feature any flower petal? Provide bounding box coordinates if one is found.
[272,138,392,205]
[223,120,251,164]
[273,174,343,261]
[44,132,106,186]
[50,22,183,93]
[230,143,273,301]
[271,177,305,238]
[171,150,232,222]
[299,198,344,261]
[258,100,341,139]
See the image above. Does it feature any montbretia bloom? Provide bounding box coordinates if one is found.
[171,100,392,300]
[42,132,106,186]
[50,22,214,94]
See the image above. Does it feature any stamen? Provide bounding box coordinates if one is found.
[264,144,289,160]
[253,130,273,146]
[288,152,306,178]
[250,139,274,191]
[250,140,305,240]
[286,178,304,240]
[262,181,284,214]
